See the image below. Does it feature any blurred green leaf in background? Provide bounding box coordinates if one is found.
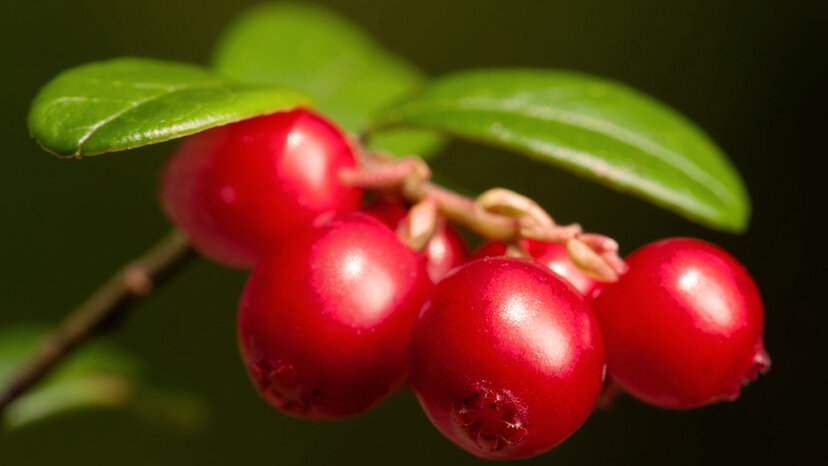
[0,326,206,431]
[213,2,445,158]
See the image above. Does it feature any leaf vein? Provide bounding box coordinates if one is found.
[408,97,738,207]
[74,82,226,153]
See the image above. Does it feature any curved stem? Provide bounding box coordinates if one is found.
[342,150,627,279]
[412,183,519,240]
[341,160,518,241]
[0,229,194,413]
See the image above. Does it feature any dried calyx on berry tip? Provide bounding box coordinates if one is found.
[238,213,432,419]
[410,258,605,459]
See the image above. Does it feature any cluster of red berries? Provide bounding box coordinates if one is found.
[160,109,769,460]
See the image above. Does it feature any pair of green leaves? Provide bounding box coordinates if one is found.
[27,3,749,232]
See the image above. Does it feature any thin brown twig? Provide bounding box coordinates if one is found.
[0,229,194,413]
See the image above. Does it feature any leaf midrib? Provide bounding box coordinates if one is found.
[393,96,742,209]
[485,123,722,220]
[74,81,227,154]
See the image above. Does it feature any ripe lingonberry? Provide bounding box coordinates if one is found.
[471,240,597,295]
[238,213,431,419]
[409,257,605,459]
[591,238,769,409]
[160,109,362,268]
[364,200,468,282]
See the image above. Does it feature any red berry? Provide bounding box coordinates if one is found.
[471,240,597,295]
[591,238,769,409]
[238,213,431,419]
[409,258,605,459]
[160,109,362,268]
[364,200,468,282]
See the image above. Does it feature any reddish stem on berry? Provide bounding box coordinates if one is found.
[341,150,626,281]
[341,161,519,240]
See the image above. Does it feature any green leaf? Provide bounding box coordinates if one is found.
[213,3,444,158]
[28,57,311,157]
[0,326,206,431]
[374,69,750,232]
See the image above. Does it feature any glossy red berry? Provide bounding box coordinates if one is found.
[238,213,431,419]
[160,109,362,268]
[471,240,597,295]
[591,238,769,409]
[409,257,605,459]
[364,200,468,282]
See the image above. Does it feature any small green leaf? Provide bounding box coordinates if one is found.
[28,57,311,157]
[374,69,750,232]
[0,326,206,431]
[213,3,444,158]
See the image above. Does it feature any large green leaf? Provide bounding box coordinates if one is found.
[373,69,750,232]
[0,326,206,431]
[213,3,443,158]
[28,57,311,157]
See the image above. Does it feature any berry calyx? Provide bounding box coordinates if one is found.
[471,240,597,295]
[591,238,770,409]
[160,109,362,268]
[409,257,605,459]
[364,200,468,282]
[237,213,431,419]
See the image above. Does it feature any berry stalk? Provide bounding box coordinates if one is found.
[341,149,626,281]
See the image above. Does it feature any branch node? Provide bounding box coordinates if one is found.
[123,265,152,295]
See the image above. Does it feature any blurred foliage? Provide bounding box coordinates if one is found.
[214,2,445,157]
[0,0,822,465]
[0,326,206,431]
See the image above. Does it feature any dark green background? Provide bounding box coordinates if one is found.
[1,0,823,464]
